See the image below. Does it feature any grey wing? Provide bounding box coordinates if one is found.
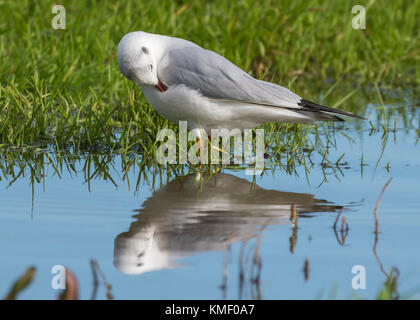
[158,46,302,109]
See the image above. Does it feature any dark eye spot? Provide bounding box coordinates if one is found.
[149,64,153,71]
[141,46,149,54]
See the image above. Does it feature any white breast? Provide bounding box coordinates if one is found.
[140,84,234,131]
[140,84,313,132]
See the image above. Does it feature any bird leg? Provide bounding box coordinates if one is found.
[196,137,203,150]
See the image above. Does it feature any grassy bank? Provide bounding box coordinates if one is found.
[0,0,418,151]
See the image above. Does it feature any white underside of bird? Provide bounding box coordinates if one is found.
[118,31,364,137]
[141,83,317,133]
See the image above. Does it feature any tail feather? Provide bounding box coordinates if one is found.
[297,99,366,120]
[298,110,345,122]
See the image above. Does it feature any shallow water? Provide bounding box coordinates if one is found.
[0,91,419,299]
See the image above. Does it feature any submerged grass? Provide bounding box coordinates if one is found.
[0,0,419,155]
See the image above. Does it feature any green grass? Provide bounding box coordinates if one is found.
[0,0,419,153]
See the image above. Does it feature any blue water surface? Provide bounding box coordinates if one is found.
[0,102,419,300]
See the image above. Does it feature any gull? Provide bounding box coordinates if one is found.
[114,172,342,275]
[117,31,364,140]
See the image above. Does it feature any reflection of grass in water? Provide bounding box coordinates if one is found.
[0,86,416,207]
[0,92,416,193]
[0,149,417,300]
[0,123,333,192]
[1,263,405,300]
[0,1,419,152]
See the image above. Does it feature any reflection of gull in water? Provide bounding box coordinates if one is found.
[114,173,341,275]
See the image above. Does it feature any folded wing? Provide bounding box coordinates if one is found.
[158,45,364,120]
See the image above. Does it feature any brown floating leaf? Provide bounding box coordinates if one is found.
[4,266,36,300]
[58,268,78,300]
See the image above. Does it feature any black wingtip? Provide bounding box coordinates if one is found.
[298,99,366,120]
